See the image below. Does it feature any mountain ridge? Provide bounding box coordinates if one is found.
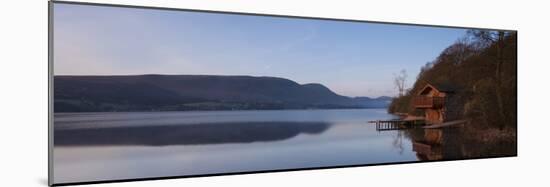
[54,74,391,112]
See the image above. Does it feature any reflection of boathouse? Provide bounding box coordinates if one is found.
[412,129,444,160]
[411,128,466,161]
[413,83,459,124]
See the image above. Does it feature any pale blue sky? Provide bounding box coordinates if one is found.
[54,3,467,97]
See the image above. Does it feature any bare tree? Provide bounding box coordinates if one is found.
[394,69,407,97]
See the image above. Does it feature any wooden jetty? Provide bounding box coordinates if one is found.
[368,119,425,131]
[368,119,467,131]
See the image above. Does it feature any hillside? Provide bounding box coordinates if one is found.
[388,31,517,156]
[389,31,516,129]
[54,75,390,112]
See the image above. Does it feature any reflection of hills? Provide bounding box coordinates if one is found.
[54,121,331,146]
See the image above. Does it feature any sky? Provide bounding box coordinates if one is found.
[53,3,467,97]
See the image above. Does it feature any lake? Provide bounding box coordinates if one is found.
[53,109,420,184]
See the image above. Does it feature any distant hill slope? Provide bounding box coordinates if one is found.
[54,75,390,112]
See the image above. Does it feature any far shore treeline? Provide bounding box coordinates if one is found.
[54,75,391,112]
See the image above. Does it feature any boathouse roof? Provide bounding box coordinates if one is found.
[418,83,456,95]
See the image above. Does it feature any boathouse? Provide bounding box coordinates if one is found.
[413,83,459,124]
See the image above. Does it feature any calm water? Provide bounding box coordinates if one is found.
[53,109,419,184]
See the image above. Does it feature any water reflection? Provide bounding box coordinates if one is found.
[401,128,464,161]
[403,125,516,161]
[53,109,417,184]
[55,121,332,146]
